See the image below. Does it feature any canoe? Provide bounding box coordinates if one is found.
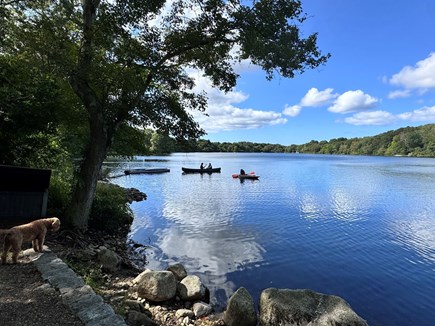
[232,173,260,180]
[182,167,221,174]
[124,168,170,175]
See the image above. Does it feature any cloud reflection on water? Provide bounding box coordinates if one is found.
[130,175,266,303]
[390,213,435,266]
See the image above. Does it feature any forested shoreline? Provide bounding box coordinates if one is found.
[172,124,435,157]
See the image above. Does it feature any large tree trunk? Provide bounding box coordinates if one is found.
[65,96,110,230]
[65,122,109,229]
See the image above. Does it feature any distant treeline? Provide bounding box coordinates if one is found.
[175,124,435,157]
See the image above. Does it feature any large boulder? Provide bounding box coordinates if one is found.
[133,269,151,284]
[137,270,177,302]
[177,275,207,301]
[224,287,257,326]
[259,288,368,326]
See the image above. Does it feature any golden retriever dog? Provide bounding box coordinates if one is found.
[0,217,60,264]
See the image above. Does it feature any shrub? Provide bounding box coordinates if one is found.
[47,173,72,218]
[89,183,133,232]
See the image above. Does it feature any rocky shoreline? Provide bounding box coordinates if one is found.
[47,228,368,326]
[46,223,227,326]
[45,184,368,325]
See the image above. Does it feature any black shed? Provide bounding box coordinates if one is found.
[0,165,51,227]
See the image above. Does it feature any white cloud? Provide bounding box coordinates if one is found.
[282,105,302,117]
[388,89,411,99]
[390,53,435,90]
[343,105,435,126]
[300,88,338,107]
[195,105,287,132]
[190,72,287,132]
[283,87,337,117]
[398,106,435,122]
[328,90,378,114]
[344,110,396,126]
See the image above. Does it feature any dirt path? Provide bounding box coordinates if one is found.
[0,253,84,326]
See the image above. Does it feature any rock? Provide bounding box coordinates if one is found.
[78,247,96,261]
[182,316,190,325]
[193,302,212,318]
[177,275,207,301]
[259,288,368,326]
[97,247,121,273]
[224,287,257,326]
[167,263,187,281]
[125,187,147,203]
[110,296,125,305]
[175,308,195,319]
[124,299,149,315]
[137,270,177,302]
[126,310,157,326]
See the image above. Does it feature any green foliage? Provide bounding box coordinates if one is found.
[65,260,106,291]
[83,268,106,290]
[150,133,176,154]
[47,174,72,218]
[290,125,435,157]
[89,183,133,232]
[110,124,151,157]
[237,0,330,80]
[172,124,435,157]
[179,139,287,153]
[0,55,66,167]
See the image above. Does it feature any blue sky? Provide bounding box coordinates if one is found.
[190,1,435,145]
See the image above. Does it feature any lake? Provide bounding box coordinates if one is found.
[107,153,435,326]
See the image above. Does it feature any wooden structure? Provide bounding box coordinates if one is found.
[0,165,51,227]
[124,168,170,175]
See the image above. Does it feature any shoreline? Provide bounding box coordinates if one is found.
[44,182,367,325]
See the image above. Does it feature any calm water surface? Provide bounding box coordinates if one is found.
[108,153,435,326]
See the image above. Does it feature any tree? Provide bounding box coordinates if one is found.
[109,124,151,156]
[150,132,175,154]
[4,0,329,229]
[0,55,68,168]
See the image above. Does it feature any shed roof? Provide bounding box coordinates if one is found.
[0,165,51,192]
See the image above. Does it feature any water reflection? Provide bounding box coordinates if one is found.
[152,226,265,302]
[296,187,370,222]
[329,188,367,222]
[128,173,266,303]
[299,193,321,219]
[391,214,435,266]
